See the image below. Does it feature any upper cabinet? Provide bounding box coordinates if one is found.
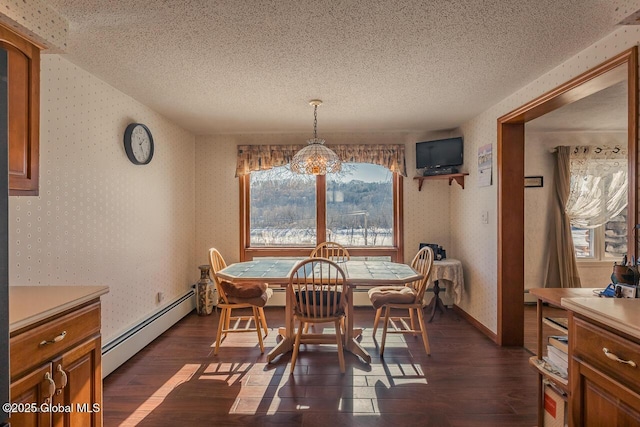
[0,24,40,196]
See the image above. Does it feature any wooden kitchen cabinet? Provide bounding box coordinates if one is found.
[9,300,103,427]
[528,288,597,426]
[569,314,640,426]
[8,363,54,427]
[0,23,40,196]
[52,337,102,427]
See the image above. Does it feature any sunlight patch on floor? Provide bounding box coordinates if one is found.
[120,364,201,426]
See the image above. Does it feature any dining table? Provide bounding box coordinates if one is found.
[216,258,423,364]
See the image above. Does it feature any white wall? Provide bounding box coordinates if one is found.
[453,26,640,333]
[194,131,457,266]
[9,55,196,343]
[524,131,626,298]
[523,132,554,296]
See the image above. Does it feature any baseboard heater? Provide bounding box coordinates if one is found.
[101,289,195,378]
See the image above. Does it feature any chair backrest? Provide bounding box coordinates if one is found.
[288,258,346,320]
[208,247,231,304]
[310,241,350,263]
[407,246,435,303]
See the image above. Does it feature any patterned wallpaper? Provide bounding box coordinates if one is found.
[454,26,640,333]
[9,55,196,343]
[0,0,67,52]
[194,131,455,267]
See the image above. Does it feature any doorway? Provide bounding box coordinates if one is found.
[495,47,638,346]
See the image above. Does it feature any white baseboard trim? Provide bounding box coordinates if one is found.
[101,289,195,378]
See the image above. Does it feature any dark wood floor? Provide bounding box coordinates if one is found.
[103,306,538,426]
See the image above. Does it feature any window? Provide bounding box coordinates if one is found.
[326,163,394,247]
[567,151,628,261]
[572,207,628,260]
[249,167,316,247]
[571,226,593,258]
[241,163,403,261]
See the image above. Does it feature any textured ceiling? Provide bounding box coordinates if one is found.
[45,0,635,135]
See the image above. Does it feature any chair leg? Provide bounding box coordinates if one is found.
[380,306,391,356]
[416,307,431,356]
[252,306,265,353]
[409,308,417,337]
[214,307,226,356]
[372,307,382,336]
[224,307,232,339]
[291,320,305,374]
[335,319,345,373]
[258,307,269,336]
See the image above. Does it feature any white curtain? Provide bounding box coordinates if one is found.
[565,145,627,229]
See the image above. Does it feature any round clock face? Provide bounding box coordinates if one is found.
[124,123,154,165]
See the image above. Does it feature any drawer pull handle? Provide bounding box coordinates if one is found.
[55,364,68,395]
[42,372,56,403]
[39,330,67,346]
[603,347,637,368]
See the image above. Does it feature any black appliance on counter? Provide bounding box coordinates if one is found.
[419,243,446,260]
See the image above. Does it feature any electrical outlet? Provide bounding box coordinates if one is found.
[156,292,165,303]
[481,211,489,224]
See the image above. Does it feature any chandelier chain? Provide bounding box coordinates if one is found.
[313,105,318,139]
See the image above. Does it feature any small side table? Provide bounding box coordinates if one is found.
[425,259,464,322]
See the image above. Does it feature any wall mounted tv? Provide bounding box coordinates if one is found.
[416,137,463,173]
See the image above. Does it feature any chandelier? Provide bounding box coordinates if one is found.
[290,100,341,175]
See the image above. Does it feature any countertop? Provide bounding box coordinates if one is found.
[561,297,640,340]
[9,285,109,333]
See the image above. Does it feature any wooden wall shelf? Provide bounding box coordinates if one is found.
[414,173,469,190]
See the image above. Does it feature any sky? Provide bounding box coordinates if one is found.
[331,163,391,183]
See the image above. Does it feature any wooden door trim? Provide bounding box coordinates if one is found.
[496,46,638,346]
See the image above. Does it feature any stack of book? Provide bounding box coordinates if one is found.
[545,335,569,377]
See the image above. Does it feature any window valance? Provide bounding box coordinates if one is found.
[235,144,407,177]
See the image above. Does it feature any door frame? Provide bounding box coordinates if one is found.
[496,47,638,346]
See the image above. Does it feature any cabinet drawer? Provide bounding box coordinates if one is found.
[573,317,640,393]
[10,302,100,380]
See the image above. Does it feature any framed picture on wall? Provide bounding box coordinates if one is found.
[524,176,544,188]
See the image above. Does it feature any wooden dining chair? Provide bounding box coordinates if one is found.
[310,241,350,263]
[288,258,347,374]
[208,248,272,355]
[307,241,350,333]
[367,246,434,356]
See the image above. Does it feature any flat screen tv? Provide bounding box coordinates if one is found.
[416,137,463,170]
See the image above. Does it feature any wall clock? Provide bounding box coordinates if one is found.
[124,123,154,165]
